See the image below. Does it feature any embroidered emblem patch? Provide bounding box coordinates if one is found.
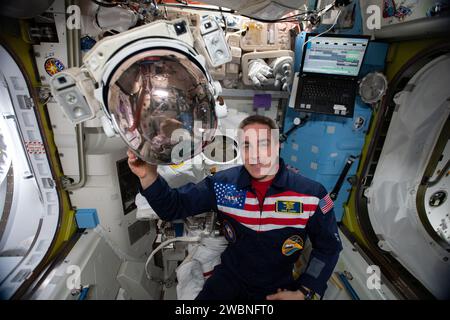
[281,235,304,256]
[276,200,303,214]
[223,220,236,243]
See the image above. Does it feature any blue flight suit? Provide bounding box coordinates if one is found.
[140,158,342,299]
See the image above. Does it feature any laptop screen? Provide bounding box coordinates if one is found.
[302,35,369,77]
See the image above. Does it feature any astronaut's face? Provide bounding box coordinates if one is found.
[240,123,279,180]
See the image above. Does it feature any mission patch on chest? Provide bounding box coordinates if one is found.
[275,200,303,214]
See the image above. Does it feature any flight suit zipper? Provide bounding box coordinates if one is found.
[249,187,268,233]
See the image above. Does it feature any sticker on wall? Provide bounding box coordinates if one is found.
[383,0,397,18]
[44,58,65,76]
[383,0,420,23]
[81,35,97,52]
[354,116,365,130]
[25,141,46,154]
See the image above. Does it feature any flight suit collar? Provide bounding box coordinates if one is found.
[237,157,288,190]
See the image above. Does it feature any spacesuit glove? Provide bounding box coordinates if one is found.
[271,57,293,91]
[248,59,273,87]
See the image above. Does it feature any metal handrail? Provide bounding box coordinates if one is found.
[63,0,87,191]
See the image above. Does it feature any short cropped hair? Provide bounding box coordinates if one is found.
[238,114,279,130]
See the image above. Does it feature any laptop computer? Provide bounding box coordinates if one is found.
[293,34,370,117]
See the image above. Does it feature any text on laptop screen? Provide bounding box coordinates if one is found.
[302,36,369,77]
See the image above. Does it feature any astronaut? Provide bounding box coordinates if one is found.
[128,114,342,300]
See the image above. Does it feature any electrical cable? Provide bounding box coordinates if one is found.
[219,7,227,32]
[145,235,202,279]
[302,9,342,50]
[40,94,52,105]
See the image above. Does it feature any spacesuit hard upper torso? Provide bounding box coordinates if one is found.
[140,158,343,298]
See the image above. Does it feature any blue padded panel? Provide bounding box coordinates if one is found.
[282,32,388,221]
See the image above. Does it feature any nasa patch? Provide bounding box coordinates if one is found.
[215,183,246,209]
[222,220,236,243]
[44,58,65,76]
[281,235,304,256]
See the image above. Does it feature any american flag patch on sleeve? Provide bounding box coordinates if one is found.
[319,194,334,214]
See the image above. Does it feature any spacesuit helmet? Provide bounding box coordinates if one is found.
[107,48,217,165]
[49,18,225,165]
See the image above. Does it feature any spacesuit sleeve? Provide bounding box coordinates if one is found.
[139,175,216,221]
[297,187,343,298]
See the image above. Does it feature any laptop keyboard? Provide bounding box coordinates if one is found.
[302,78,354,105]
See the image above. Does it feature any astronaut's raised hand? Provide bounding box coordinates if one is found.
[248,59,273,88]
[127,149,158,189]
